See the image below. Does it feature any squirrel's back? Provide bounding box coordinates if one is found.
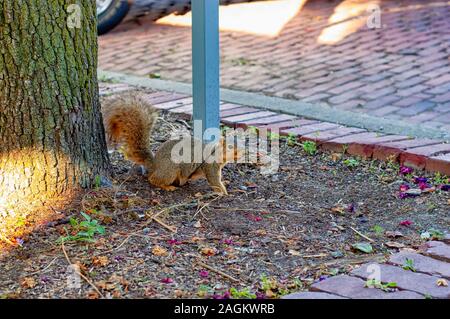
[102,93,158,165]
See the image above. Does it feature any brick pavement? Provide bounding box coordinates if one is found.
[99,0,450,132]
[284,238,450,299]
[100,82,450,175]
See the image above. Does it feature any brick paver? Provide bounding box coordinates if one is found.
[99,0,450,130]
[285,236,450,299]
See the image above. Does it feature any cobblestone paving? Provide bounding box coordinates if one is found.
[284,238,450,299]
[99,0,450,131]
[100,82,450,175]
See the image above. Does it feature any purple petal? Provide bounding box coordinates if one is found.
[399,166,413,175]
[399,184,410,192]
[414,177,428,184]
[256,292,266,299]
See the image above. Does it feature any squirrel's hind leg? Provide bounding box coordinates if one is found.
[204,165,228,195]
[148,170,178,192]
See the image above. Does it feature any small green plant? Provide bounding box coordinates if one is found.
[402,258,416,272]
[94,175,102,189]
[197,285,213,297]
[302,141,317,155]
[365,279,397,291]
[421,228,445,241]
[433,172,448,185]
[343,158,359,168]
[148,73,161,79]
[286,133,297,146]
[229,287,256,299]
[247,126,258,135]
[58,212,105,243]
[260,274,277,291]
[372,225,384,236]
[267,132,280,141]
[231,57,253,66]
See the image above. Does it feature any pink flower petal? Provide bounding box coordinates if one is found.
[399,220,413,227]
[161,277,174,284]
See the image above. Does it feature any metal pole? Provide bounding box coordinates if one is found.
[192,0,220,142]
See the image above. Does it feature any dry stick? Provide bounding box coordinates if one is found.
[193,195,222,219]
[144,193,214,231]
[349,226,374,242]
[28,256,59,276]
[195,260,240,283]
[153,216,177,233]
[93,232,162,257]
[302,253,328,258]
[61,240,105,298]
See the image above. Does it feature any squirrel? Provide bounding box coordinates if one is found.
[102,94,242,195]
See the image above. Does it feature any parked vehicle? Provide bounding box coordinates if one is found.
[97,0,265,35]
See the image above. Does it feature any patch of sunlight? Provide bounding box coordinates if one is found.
[318,0,380,45]
[0,149,73,250]
[156,0,307,38]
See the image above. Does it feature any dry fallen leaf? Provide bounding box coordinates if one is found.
[288,249,301,256]
[194,220,202,228]
[331,153,342,162]
[265,289,275,298]
[97,280,116,291]
[385,231,404,238]
[75,261,88,274]
[254,229,267,236]
[200,247,216,256]
[87,290,100,299]
[385,241,405,249]
[436,279,448,287]
[152,245,168,257]
[331,206,345,214]
[20,277,37,289]
[191,236,205,243]
[92,256,110,267]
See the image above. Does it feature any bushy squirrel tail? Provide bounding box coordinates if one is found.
[102,93,158,166]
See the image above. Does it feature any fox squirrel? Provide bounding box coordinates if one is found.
[102,94,242,195]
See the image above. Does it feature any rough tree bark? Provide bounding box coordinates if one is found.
[0,1,109,216]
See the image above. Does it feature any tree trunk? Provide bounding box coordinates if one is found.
[0,1,109,228]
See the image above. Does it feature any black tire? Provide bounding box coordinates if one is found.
[97,0,130,35]
[128,0,266,22]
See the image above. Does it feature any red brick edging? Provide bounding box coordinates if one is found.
[101,83,450,175]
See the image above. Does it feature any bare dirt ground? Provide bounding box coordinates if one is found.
[0,106,449,299]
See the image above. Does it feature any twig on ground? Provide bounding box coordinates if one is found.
[143,193,215,232]
[194,260,240,283]
[61,240,105,298]
[349,226,374,242]
[302,253,328,258]
[152,216,177,233]
[193,195,222,219]
[28,256,59,276]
